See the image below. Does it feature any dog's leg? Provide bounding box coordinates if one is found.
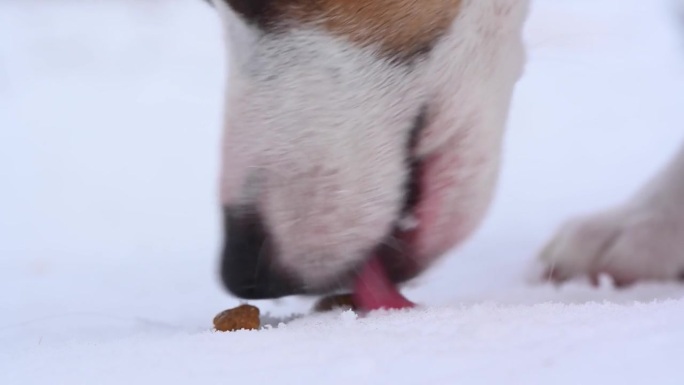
[540,141,684,285]
[540,3,684,286]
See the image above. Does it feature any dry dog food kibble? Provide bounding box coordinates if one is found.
[313,294,357,312]
[213,304,260,332]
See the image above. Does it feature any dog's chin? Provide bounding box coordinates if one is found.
[289,222,423,311]
[286,218,424,298]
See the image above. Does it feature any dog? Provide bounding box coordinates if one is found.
[207,0,684,310]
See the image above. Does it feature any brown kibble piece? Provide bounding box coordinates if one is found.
[313,294,357,312]
[213,304,260,332]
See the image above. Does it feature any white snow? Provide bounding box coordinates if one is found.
[2,0,684,383]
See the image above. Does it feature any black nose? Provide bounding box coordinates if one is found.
[220,206,300,299]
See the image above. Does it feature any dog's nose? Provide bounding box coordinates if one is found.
[220,206,300,299]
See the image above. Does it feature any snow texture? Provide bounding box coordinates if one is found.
[2,0,684,383]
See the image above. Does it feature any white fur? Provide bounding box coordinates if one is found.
[213,0,529,287]
[410,0,529,260]
[541,142,684,284]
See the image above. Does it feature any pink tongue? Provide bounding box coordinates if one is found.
[352,255,415,311]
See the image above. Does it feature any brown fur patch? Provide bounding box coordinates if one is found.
[225,0,462,60]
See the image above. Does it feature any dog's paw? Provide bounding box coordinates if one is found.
[540,203,684,286]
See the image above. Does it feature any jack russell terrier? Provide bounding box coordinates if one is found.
[206,0,684,310]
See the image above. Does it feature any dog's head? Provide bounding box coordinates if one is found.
[209,0,528,299]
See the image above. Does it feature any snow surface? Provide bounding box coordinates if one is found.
[2,0,684,383]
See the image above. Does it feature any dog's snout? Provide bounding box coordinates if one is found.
[220,206,299,299]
